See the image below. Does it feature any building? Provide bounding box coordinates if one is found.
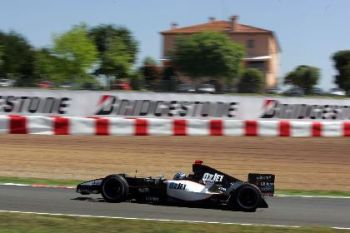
[160,16,281,88]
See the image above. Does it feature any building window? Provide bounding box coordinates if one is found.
[247,39,255,48]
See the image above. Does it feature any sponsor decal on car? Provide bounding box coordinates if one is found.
[202,173,224,182]
[168,182,187,190]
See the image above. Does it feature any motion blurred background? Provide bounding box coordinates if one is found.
[0,0,349,96]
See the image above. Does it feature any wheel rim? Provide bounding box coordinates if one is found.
[238,187,258,209]
[103,178,122,199]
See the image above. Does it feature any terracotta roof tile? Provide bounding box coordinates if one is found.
[161,20,271,34]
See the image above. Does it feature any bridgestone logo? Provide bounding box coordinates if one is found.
[0,96,70,114]
[261,100,350,120]
[95,95,239,118]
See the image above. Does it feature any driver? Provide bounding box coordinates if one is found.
[173,172,186,180]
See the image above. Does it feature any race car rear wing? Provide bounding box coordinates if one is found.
[191,160,275,196]
[191,160,242,188]
[248,173,275,196]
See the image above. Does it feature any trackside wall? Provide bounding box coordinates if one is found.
[1,115,350,137]
[1,89,350,121]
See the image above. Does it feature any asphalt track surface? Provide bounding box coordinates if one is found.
[0,185,350,228]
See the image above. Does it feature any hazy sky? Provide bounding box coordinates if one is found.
[0,0,349,89]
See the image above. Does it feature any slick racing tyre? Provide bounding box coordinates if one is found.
[101,174,129,203]
[229,183,261,212]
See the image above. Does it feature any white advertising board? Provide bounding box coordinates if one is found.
[1,88,350,120]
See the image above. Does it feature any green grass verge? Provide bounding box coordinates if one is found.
[1,176,350,197]
[0,212,343,233]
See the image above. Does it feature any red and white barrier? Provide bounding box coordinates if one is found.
[1,115,350,137]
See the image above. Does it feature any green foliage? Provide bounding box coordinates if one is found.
[1,24,140,88]
[172,32,245,81]
[89,24,138,78]
[101,36,132,78]
[52,24,98,82]
[34,48,68,84]
[284,65,320,94]
[34,24,99,85]
[0,31,36,86]
[332,50,350,92]
[237,68,264,93]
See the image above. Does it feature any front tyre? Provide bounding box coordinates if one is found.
[101,175,129,203]
[229,183,261,212]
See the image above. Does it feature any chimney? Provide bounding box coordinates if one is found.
[230,15,239,31]
[171,22,178,29]
[208,17,216,23]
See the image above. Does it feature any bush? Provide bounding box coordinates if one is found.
[284,65,320,94]
[237,68,264,93]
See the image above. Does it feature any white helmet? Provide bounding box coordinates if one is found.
[173,172,186,180]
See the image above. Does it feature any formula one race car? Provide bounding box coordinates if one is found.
[76,160,275,212]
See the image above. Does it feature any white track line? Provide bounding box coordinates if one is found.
[333,227,350,230]
[1,183,350,199]
[0,209,301,228]
[0,183,75,189]
[275,194,350,199]
[0,183,31,187]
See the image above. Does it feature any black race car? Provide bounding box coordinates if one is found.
[76,160,275,212]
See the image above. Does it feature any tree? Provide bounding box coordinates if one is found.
[172,32,244,84]
[140,57,160,90]
[34,48,71,84]
[332,50,350,92]
[52,24,98,83]
[0,31,36,86]
[89,25,138,79]
[237,68,264,93]
[100,36,132,78]
[284,65,320,94]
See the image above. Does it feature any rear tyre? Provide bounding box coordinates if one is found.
[101,175,129,203]
[229,183,261,212]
